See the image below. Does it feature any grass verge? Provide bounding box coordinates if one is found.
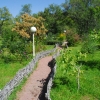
[8,77,27,100]
[8,61,39,100]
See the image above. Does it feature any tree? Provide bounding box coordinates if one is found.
[12,13,47,41]
[62,0,100,35]
[0,7,12,34]
[19,4,32,15]
[38,4,65,35]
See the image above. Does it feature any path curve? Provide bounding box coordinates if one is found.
[16,56,52,100]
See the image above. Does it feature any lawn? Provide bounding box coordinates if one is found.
[50,46,100,100]
[0,61,29,89]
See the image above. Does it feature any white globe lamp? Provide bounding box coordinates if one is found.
[30,26,37,57]
[30,26,37,33]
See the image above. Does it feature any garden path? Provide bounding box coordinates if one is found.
[16,56,53,100]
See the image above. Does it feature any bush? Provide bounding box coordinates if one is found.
[65,28,80,46]
[45,33,60,45]
[81,34,98,54]
[25,42,32,54]
[1,48,16,63]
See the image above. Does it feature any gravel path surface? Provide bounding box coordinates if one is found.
[16,56,52,100]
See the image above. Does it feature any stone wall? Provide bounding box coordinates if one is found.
[45,50,60,100]
[0,48,56,100]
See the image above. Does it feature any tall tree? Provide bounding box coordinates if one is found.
[20,4,32,15]
[38,4,65,35]
[12,13,47,41]
[0,7,12,34]
[62,0,100,35]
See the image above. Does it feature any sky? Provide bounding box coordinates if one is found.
[0,0,65,17]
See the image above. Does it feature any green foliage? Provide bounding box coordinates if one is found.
[57,47,85,79]
[55,47,86,94]
[62,0,100,35]
[38,4,66,34]
[0,7,11,20]
[81,31,98,54]
[0,7,12,34]
[0,48,16,63]
[19,4,32,15]
[0,23,50,63]
[45,33,60,45]
[51,46,100,100]
[0,26,30,62]
[65,28,80,46]
[25,41,32,54]
[58,33,66,42]
[35,41,46,52]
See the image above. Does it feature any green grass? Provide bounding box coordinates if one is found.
[51,69,100,100]
[0,60,29,89]
[45,45,54,50]
[50,46,100,100]
[8,77,27,100]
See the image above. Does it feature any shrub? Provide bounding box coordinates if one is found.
[1,48,16,63]
[45,33,60,45]
[58,33,66,42]
[65,28,80,46]
[81,33,98,54]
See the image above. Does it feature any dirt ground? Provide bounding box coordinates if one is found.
[16,56,53,100]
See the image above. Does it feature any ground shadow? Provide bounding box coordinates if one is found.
[78,60,100,70]
[37,58,56,100]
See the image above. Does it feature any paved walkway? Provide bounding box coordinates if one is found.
[16,56,53,100]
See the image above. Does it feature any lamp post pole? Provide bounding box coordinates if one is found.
[33,33,35,57]
[30,26,37,57]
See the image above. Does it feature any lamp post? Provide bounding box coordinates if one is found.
[30,26,37,57]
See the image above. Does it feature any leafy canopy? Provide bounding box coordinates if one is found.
[12,13,47,40]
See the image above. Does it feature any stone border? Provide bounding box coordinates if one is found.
[45,50,60,100]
